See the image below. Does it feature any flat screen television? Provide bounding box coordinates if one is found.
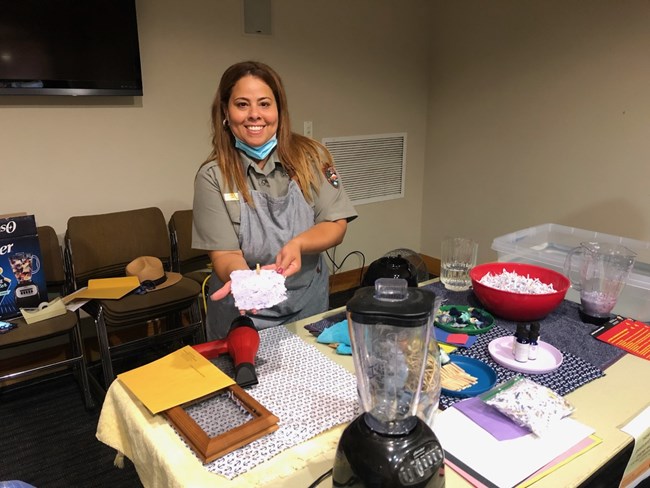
[0,0,143,96]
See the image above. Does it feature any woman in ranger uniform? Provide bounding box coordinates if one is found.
[192,61,357,340]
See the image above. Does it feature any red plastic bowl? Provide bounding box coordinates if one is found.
[469,262,570,322]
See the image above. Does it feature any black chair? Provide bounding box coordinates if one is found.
[168,209,211,280]
[64,207,205,391]
[168,209,212,314]
[0,225,94,408]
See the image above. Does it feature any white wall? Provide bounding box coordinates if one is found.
[422,0,650,264]
[4,0,648,276]
[0,0,432,273]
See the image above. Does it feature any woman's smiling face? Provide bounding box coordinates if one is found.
[227,74,278,148]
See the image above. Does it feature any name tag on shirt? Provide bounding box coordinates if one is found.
[223,193,239,202]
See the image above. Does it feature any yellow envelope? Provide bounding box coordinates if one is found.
[63,276,140,303]
[118,346,235,414]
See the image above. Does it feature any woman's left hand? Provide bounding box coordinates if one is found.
[275,240,301,277]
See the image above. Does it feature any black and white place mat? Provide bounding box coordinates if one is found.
[421,281,627,371]
[305,282,614,411]
[438,323,604,409]
[169,326,359,479]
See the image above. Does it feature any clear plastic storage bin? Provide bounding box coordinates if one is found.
[492,223,650,322]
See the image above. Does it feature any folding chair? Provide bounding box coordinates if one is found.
[168,209,212,315]
[0,226,93,408]
[65,207,205,390]
[168,209,211,281]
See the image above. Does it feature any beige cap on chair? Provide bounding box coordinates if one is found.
[125,256,182,291]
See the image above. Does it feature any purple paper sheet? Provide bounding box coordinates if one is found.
[452,397,530,440]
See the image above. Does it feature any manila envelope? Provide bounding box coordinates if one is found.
[63,276,140,303]
[118,346,235,414]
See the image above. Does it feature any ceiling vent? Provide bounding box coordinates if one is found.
[322,133,406,205]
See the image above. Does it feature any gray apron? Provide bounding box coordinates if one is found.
[206,180,329,339]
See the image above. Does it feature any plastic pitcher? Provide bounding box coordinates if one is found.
[564,242,636,320]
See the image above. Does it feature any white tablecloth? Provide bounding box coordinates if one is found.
[96,326,358,487]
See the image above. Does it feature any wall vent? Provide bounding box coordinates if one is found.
[322,133,406,205]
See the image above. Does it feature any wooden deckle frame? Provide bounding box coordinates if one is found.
[164,384,279,464]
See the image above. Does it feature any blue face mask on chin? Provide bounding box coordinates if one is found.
[234,135,278,161]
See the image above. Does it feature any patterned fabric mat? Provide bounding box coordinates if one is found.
[304,312,347,336]
[306,313,604,410]
[305,281,627,410]
[436,323,604,409]
[421,281,627,370]
[167,326,358,479]
[310,282,627,370]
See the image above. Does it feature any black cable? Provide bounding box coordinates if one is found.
[326,249,366,275]
[330,246,337,271]
[325,248,339,271]
[326,249,367,288]
[307,468,333,488]
[357,252,366,285]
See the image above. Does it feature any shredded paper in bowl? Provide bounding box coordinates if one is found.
[479,269,556,294]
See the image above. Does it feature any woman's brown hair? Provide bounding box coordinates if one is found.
[205,60,332,204]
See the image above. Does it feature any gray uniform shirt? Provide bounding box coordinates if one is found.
[192,149,357,339]
[192,150,357,252]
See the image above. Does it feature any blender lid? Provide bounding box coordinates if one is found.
[347,278,436,327]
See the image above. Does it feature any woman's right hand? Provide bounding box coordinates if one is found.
[210,281,257,315]
[209,280,232,302]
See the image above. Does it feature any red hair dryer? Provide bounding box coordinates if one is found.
[192,315,260,387]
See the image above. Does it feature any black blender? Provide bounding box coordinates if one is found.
[332,278,445,488]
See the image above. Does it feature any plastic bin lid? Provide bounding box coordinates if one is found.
[491,223,650,290]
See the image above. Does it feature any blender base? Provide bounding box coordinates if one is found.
[579,309,611,325]
[332,413,445,488]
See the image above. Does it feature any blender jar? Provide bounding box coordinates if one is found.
[347,278,438,435]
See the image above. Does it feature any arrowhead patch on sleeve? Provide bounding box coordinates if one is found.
[324,165,340,188]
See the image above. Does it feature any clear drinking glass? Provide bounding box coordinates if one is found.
[440,237,478,291]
